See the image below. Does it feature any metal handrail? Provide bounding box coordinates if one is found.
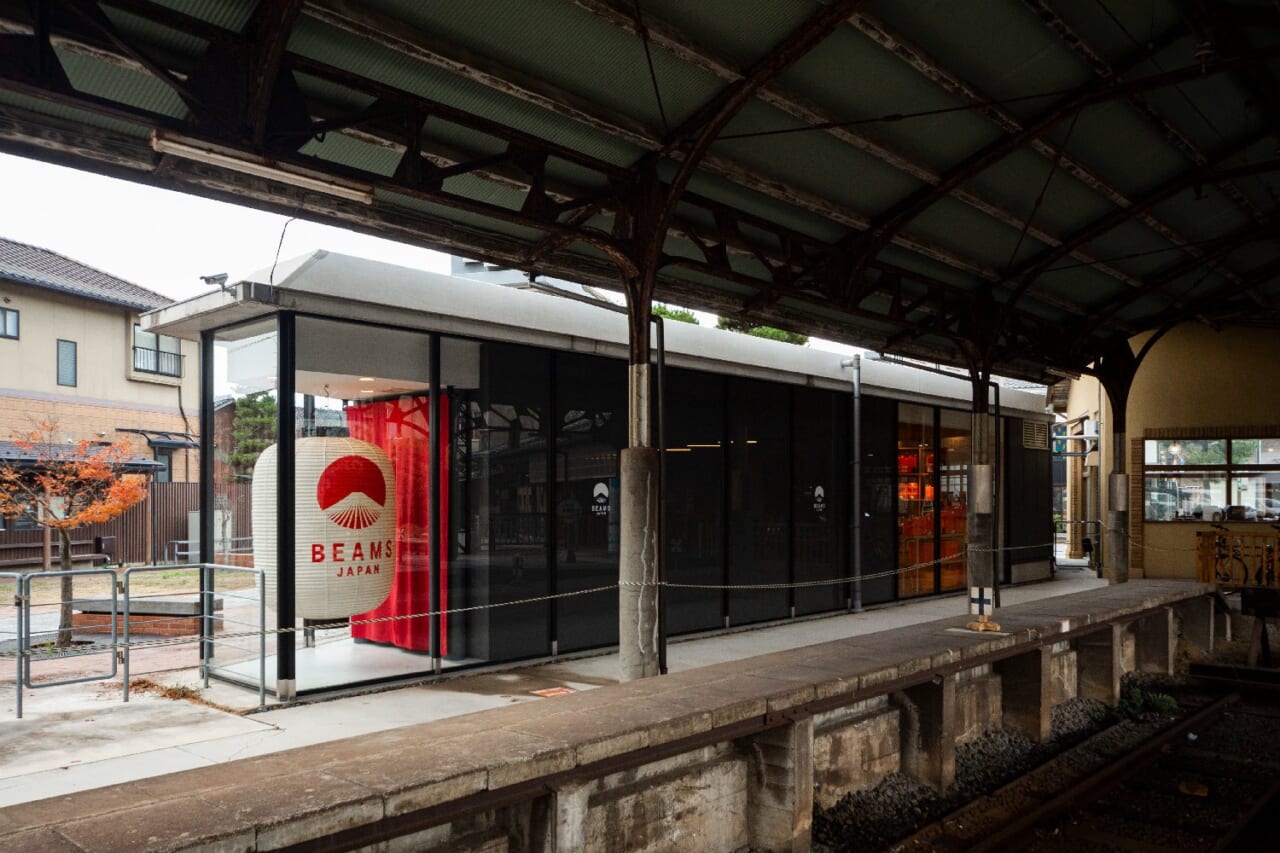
[121,562,265,710]
[5,562,266,718]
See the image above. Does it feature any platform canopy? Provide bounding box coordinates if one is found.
[0,1,1277,381]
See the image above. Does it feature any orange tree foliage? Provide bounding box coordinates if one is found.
[0,423,148,538]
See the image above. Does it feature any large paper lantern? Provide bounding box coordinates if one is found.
[253,437,397,619]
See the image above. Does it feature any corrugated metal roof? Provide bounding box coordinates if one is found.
[0,238,172,311]
[0,0,1276,381]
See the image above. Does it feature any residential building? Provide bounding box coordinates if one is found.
[0,238,200,562]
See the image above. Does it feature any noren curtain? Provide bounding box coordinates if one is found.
[345,395,449,652]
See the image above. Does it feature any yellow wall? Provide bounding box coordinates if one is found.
[1125,324,1280,579]
[0,281,199,479]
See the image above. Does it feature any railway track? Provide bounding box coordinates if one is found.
[894,686,1280,852]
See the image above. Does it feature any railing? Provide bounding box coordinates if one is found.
[166,537,253,563]
[2,562,265,718]
[1196,530,1280,589]
[132,345,183,377]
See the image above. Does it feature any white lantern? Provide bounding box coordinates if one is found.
[253,437,397,619]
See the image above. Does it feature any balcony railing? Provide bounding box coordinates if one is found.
[133,346,183,377]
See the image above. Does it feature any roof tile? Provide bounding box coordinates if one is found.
[0,238,171,311]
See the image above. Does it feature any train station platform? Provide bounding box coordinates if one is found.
[0,572,1218,851]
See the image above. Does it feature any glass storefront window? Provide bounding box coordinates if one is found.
[210,317,278,682]
[664,368,725,634]
[452,342,550,664]
[793,387,844,615]
[290,318,448,690]
[897,403,935,598]
[937,410,970,593]
[555,353,626,653]
[727,377,789,624]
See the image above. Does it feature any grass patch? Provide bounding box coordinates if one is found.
[1109,685,1180,720]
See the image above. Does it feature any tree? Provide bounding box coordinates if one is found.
[227,390,277,476]
[0,424,148,646]
[653,303,698,325]
[716,316,808,346]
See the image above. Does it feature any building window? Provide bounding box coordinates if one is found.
[56,339,76,386]
[154,448,173,483]
[0,306,17,339]
[133,324,183,377]
[1143,438,1280,522]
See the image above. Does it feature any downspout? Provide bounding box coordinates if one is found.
[841,356,863,612]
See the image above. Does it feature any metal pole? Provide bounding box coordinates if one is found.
[992,382,1001,607]
[852,356,863,612]
[655,316,668,675]
[276,313,297,701]
[199,330,215,677]
[429,333,442,676]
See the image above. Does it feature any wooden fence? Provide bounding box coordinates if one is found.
[0,482,252,566]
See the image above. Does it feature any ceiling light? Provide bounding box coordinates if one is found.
[150,131,374,205]
[359,389,376,394]
[358,377,375,382]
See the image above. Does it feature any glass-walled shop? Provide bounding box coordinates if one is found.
[203,312,1049,694]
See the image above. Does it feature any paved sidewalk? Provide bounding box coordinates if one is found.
[0,567,1107,808]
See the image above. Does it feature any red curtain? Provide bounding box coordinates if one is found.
[345,395,449,652]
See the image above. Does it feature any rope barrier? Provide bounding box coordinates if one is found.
[0,540,1062,662]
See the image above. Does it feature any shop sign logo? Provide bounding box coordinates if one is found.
[592,481,610,515]
[813,484,826,513]
[317,455,387,530]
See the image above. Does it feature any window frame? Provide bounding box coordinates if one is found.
[0,306,17,339]
[56,338,77,387]
[132,323,183,377]
[1143,437,1280,522]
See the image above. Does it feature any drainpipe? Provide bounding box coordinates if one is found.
[841,357,863,613]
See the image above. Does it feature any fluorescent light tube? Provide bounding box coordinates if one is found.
[150,131,374,205]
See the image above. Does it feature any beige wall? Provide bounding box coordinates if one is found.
[0,280,200,479]
[1067,325,1280,579]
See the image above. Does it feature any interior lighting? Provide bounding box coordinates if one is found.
[150,131,375,205]
[358,377,375,382]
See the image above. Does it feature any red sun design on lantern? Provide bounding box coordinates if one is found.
[317,455,387,530]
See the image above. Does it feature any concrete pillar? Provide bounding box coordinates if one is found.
[902,675,957,790]
[745,718,814,853]
[968,410,995,595]
[1136,606,1176,675]
[550,782,590,852]
[1105,460,1129,584]
[996,646,1052,742]
[1178,595,1215,654]
[1076,623,1123,703]
[619,446,660,681]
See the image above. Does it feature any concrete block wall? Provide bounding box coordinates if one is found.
[812,697,899,807]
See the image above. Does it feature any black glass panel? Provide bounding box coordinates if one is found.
[793,387,844,615]
[727,377,789,625]
[450,343,550,663]
[664,368,724,634]
[554,353,626,653]
[858,395,897,605]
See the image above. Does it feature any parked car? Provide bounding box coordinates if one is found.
[1255,498,1280,520]
[1211,505,1259,522]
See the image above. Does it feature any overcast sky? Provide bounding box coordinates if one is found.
[0,152,451,303]
[0,151,862,355]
